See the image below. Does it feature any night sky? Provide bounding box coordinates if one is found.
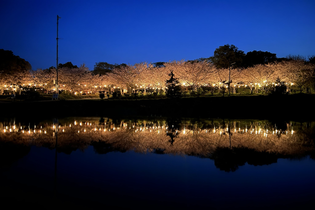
[1,0,315,70]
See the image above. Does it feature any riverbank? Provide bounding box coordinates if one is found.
[0,94,314,121]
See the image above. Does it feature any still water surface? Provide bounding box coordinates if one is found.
[1,117,315,209]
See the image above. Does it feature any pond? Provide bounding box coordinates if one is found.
[1,117,315,209]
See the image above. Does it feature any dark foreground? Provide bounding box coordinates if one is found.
[1,94,314,121]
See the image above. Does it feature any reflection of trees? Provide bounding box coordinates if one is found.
[211,147,278,172]
[166,117,181,145]
[1,118,315,172]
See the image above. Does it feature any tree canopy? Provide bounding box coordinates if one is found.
[153,62,165,68]
[244,50,277,67]
[210,44,245,69]
[309,56,315,64]
[93,62,128,75]
[93,62,116,75]
[58,62,78,69]
[0,49,31,73]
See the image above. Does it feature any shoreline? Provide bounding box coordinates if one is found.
[1,94,314,121]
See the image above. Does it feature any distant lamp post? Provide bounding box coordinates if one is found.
[228,62,236,97]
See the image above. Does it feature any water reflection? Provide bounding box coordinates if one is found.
[1,117,315,172]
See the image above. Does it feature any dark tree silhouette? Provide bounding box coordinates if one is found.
[244,50,277,67]
[308,55,315,64]
[153,62,165,68]
[58,62,78,69]
[210,44,245,69]
[165,71,181,98]
[0,49,31,73]
[93,62,115,75]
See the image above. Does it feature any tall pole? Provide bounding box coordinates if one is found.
[228,63,231,97]
[56,15,60,98]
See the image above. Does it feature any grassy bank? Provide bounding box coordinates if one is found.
[1,94,314,121]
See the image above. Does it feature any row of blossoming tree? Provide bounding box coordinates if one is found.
[1,60,314,96]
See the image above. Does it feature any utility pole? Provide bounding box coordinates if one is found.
[56,15,60,99]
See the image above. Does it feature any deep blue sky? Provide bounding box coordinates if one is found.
[1,0,315,70]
